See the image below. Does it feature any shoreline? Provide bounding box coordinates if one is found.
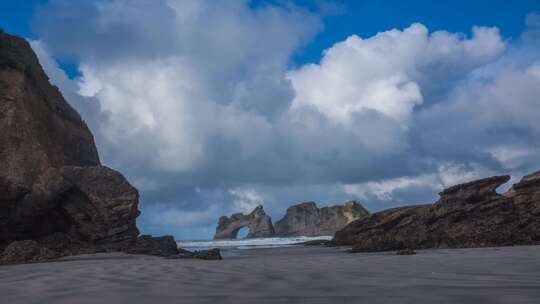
[176,235,333,252]
[2,245,540,303]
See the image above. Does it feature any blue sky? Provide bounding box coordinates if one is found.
[2,1,540,240]
[2,0,539,70]
[292,0,540,64]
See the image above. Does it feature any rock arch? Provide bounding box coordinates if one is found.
[214,205,275,239]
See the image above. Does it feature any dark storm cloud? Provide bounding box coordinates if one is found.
[33,0,178,62]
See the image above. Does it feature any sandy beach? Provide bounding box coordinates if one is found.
[1,245,540,304]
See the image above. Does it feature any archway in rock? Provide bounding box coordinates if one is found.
[236,226,250,239]
[214,205,275,239]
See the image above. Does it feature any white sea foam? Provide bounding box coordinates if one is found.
[177,236,332,251]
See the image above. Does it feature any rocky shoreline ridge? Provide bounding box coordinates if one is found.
[214,168,540,253]
[331,172,540,252]
[214,201,370,239]
[0,31,221,265]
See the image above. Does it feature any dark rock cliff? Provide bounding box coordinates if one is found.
[0,31,180,264]
[274,201,370,237]
[332,172,540,252]
[0,31,100,169]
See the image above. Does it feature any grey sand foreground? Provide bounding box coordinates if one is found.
[1,245,540,304]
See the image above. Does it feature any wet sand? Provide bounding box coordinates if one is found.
[1,245,540,303]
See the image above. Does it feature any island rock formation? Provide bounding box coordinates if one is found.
[214,205,275,239]
[214,201,370,239]
[332,172,540,252]
[274,201,370,237]
[0,31,182,264]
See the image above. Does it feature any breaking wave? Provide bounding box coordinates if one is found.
[177,236,332,251]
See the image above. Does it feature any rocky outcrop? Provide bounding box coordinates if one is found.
[213,201,370,239]
[0,31,100,170]
[122,235,179,257]
[274,201,369,237]
[333,172,540,252]
[0,31,140,250]
[0,165,140,248]
[173,248,223,260]
[0,31,177,264]
[214,205,275,239]
[0,240,62,265]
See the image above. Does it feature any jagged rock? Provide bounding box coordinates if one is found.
[333,172,540,252]
[0,31,137,247]
[190,248,222,260]
[0,31,99,171]
[59,166,140,243]
[0,31,173,264]
[122,235,179,257]
[436,175,511,207]
[506,171,540,207]
[0,164,140,250]
[0,240,62,265]
[172,248,223,260]
[214,205,275,239]
[274,201,370,237]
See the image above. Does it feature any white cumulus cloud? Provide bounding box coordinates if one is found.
[288,23,505,125]
[30,1,540,239]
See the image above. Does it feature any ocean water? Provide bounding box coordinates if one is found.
[177,236,332,252]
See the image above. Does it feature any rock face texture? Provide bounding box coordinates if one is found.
[333,172,540,252]
[0,31,181,264]
[0,240,62,265]
[214,205,275,239]
[123,235,179,257]
[213,201,370,239]
[0,32,100,170]
[0,31,139,249]
[274,201,370,237]
[174,248,223,260]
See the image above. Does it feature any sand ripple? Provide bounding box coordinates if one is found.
[1,246,540,303]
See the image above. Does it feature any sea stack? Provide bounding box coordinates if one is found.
[214,205,275,239]
[213,201,370,239]
[274,201,370,237]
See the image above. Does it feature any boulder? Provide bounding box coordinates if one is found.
[58,166,140,243]
[0,165,140,250]
[172,248,223,260]
[214,205,275,239]
[0,240,62,265]
[332,172,540,252]
[123,235,179,257]
[274,201,369,237]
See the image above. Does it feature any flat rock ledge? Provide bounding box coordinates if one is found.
[0,235,223,265]
[332,170,540,253]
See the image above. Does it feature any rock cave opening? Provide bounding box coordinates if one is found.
[236,227,250,240]
[33,186,96,243]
